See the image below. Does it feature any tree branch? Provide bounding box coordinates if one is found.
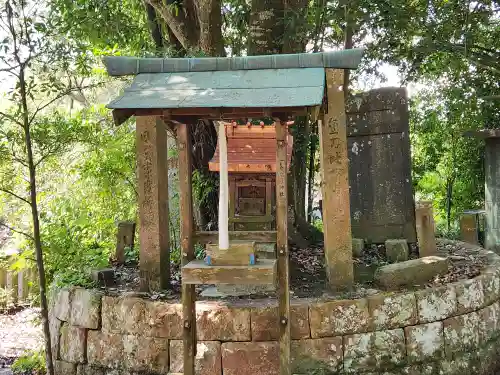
[0,222,35,242]
[29,82,103,125]
[0,187,31,205]
[0,111,24,127]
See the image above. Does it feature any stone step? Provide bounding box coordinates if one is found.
[182,259,277,285]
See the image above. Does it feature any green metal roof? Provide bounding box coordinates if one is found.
[103,49,364,76]
[107,68,326,109]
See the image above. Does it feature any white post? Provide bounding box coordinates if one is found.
[218,121,229,250]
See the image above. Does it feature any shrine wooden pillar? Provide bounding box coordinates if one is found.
[177,122,196,375]
[319,69,354,291]
[136,116,170,290]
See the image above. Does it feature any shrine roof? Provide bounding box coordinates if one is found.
[107,68,326,110]
[103,49,363,76]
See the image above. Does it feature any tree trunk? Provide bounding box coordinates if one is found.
[144,1,164,50]
[19,68,54,375]
[291,117,309,220]
[247,0,284,55]
[446,177,454,233]
[307,122,318,223]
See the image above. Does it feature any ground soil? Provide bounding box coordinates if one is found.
[106,238,488,301]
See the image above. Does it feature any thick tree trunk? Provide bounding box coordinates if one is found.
[247,0,284,55]
[144,1,164,50]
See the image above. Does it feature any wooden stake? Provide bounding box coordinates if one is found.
[415,201,437,256]
[319,69,354,291]
[177,122,196,375]
[218,122,230,250]
[275,119,290,375]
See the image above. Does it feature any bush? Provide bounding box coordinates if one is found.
[11,350,45,375]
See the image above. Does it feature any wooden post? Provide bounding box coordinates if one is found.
[218,122,229,250]
[136,116,170,290]
[177,122,196,375]
[460,213,479,245]
[6,271,18,305]
[115,221,136,264]
[318,69,354,291]
[415,201,437,256]
[275,119,290,375]
[229,176,236,231]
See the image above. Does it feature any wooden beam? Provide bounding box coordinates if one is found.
[194,231,277,244]
[136,116,170,290]
[229,215,274,223]
[275,119,290,375]
[177,122,196,375]
[182,260,277,285]
[319,69,354,291]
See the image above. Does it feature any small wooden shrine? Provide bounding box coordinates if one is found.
[209,123,293,231]
[103,49,363,375]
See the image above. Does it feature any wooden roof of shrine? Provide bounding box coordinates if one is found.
[103,49,363,123]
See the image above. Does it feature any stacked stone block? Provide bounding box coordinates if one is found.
[50,244,500,375]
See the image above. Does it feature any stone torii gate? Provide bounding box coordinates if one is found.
[104,49,363,375]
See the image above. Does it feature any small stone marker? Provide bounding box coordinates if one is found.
[91,268,115,287]
[460,212,480,245]
[385,239,409,263]
[374,256,450,289]
[415,201,437,256]
[115,221,135,264]
[352,238,365,257]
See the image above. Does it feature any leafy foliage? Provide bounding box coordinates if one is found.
[11,350,46,375]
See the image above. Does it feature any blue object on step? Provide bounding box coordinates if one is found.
[250,254,256,265]
[205,256,211,265]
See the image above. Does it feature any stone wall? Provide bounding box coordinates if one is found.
[51,247,500,374]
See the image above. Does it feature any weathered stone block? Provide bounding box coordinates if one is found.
[87,330,123,369]
[70,288,102,329]
[443,312,479,358]
[59,323,87,363]
[148,301,183,339]
[251,302,310,340]
[480,268,500,305]
[385,239,409,262]
[54,289,71,321]
[477,341,498,375]
[343,329,405,372]
[197,302,250,341]
[122,335,168,373]
[455,277,484,314]
[103,297,184,339]
[416,285,457,323]
[291,337,342,373]
[49,315,62,360]
[478,302,500,342]
[102,296,147,336]
[222,342,278,375]
[54,360,77,375]
[76,364,105,375]
[352,238,365,257]
[309,299,369,338]
[368,292,417,329]
[405,322,444,362]
[170,340,221,375]
[375,256,449,290]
